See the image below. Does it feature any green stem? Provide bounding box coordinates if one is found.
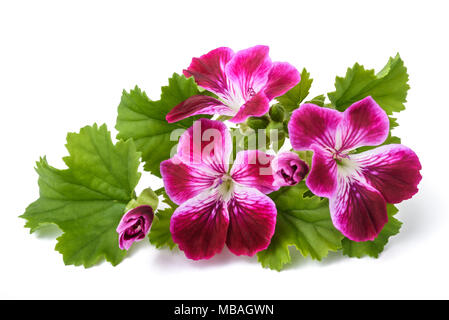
[216,115,232,122]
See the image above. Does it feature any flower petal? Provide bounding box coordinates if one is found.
[229,92,270,123]
[177,118,232,175]
[166,95,234,123]
[230,150,278,194]
[226,185,277,256]
[225,45,272,103]
[183,47,234,96]
[263,62,301,100]
[160,157,218,205]
[170,189,229,260]
[289,103,342,151]
[306,148,338,197]
[338,96,389,151]
[330,176,388,242]
[352,144,422,204]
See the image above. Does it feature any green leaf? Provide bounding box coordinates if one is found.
[342,204,402,258]
[149,190,176,249]
[276,68,313,112]
[149,208,176,249]
[257,182,344,271]
[328,54,409,115]
[20,124,141,267]
[389,117,400,130]
[305,94,326,107]
[294,150,314,167]
[126,188,159,211]
[116,73,208,177]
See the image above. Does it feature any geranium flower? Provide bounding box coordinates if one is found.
[116,205,154,250]
[166,45,301,124]
[271,152,309,187]
[288,96,422,241]
[160,118,279,260]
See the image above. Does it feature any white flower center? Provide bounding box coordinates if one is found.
[215,174,235,201]
[218,83,256,113]
[335,153,360,178]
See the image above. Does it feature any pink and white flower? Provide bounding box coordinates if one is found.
[117,205,154,250]
[160,118,278,260]
[288,96,422,241]
[166,45,301,124]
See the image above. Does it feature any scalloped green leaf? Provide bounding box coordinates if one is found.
[116,73,209,177]
[257,182,344,271]
[342,204,402,258]
[20,124,141,267]
[149,207,176,250]
[276,68,313,112]
[328,54,409,115]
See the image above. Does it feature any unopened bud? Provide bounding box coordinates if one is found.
[269,104,286,122]
[246,115,270,130]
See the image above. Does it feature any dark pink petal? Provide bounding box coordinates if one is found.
[166,95,234,123]
[116,205,154,250]
[160,157,218,205]
[263,62,301,100]
[226,186,277,256]
[289,103,342,151]
[306,148,338,197]
[177,118,232,174]
[184,47,234,96]
[271,152,309,187]
[339,96,389,151]
[170,189,229,260]
[229,92,270,123]
[225,45,272,102]
[330,177,387,242]
[230,150,278,194]
[353,144,422,204]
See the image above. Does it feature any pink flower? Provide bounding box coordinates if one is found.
[160,118,278,260]
[116,205,154,250]
[288,96,422,242]
[166,45,301,124]
[271,152,309,187]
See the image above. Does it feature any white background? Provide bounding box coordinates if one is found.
[1,0,448,299]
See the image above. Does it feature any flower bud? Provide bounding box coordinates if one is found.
[246,115,270,130]
[117,188,158,250]
[271,152,309,187]
[269,104,286,122]
[116,205,154,250]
